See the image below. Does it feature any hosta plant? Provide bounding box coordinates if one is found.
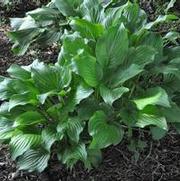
[1,0,180,172]
[8,0,179,55]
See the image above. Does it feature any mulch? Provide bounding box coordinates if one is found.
[0,0,180,180]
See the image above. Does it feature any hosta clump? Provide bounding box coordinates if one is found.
[8,0,179,55]
[1,0,180,172]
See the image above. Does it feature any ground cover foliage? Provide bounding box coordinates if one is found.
[0,0,180,173]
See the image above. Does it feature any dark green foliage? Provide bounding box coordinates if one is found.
[1,0,180,172]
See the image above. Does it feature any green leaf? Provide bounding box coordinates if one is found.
[110,64,143,87]
[89,111,123,149]
[85,148,102,169]
[150,127,167,140]
[8,28,40,56]
[99,85,129,105]
[57,117,84,143]
[0,117,14,140]
[7,64,31,80]
[42,127,63,151]
[139,33,163,61]
[70,18,104,40]
[14,111,44,127]
[74,52,99,87]
[10,134,42,160]
[136,112,167,130]
[0,77,16,100]
[54,0,80,16]
[161,105,180,123]
[96,23,128,69]
[81,0,105,23]
[32,63,63,93]
[59,32,93,64]
[66,118,84,143]
[61,143,87,168]
[74,82,94,105]
[133,87,171,110]
[17,149,50,172]
[130,45,156,66]
[9,92,38,111]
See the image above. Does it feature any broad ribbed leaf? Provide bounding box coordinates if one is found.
[17,149,50,172]
[110,64,143,87]
[70,18,104,39]
[60,32,93,64]
[32,63,61,93]
[57,118,84,143]
[54,0,78,16]
[9,92,38,111]
[140,33,163,61]
[10,134,42,160]
[8,28,40,56]
[81,0,105,23]
[74,52,98,87]
[7,64,31,80]
[42,127,63,151]
[96,23,128,69]
[14,111,44,127]
[89,111,123,149]
[66,118,84,143]
[0,77,15,100]
[130,45,156,66]
[133,87,170,110]
[100,85,129,105]
[74,82,94,105]
[0,117,14,140]
[136,113,167,130]
[61,143,87,168]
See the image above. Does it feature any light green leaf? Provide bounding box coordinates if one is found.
[17,149,50,172]
[133,87,171,110]
[100,85,129,105]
